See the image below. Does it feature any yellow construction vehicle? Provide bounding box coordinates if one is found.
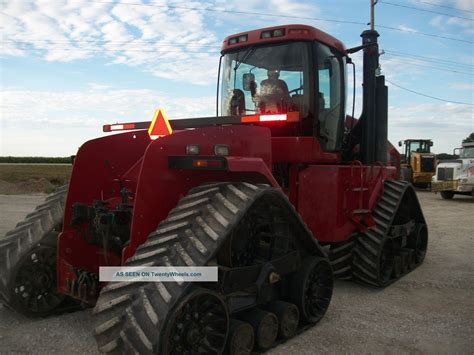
[399,139,436,188]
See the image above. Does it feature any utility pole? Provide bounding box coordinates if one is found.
[370,0,376,30]
[366,0,378,30]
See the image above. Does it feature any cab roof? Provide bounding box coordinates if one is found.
[221,24,347,55]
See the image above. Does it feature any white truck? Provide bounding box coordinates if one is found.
[432,141,474,199]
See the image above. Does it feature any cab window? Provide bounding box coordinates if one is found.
[315,43,345,151]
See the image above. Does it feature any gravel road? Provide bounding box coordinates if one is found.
[0,191,473,353]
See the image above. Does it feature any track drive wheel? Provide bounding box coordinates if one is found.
[290,256,333,324]
[0,185,67,317]
[162,287,229,354]
[9,245,64,317]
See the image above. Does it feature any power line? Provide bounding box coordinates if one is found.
[384,56,472,75]
[379,0,473,21]
[1,44,215,54]
[412,0,473,14]
[386,79,474,106]
[3,39,221,47]
[376,24,472,43]
[384,49,472,68]
[88,1,472,44]
[89,1,366,25]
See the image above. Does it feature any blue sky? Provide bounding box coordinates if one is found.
[1,0,472,156]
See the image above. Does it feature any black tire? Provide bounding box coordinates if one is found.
[0,185,68,317]
[92,182,329,354]
[289,256,333,324]
[440,191,454,200]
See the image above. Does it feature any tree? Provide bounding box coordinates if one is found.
[436,153,459,161]
[463,132,474,143]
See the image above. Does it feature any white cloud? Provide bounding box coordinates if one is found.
[388,102,474,153]
[397,24,418,33]
[425,1,474,34]
[1,0,220,84]
[449,83,474,91]
[0,87,215,155]
[0,0,328,85]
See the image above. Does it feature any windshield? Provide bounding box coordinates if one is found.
[408,141,431,154]
[460,147,474,158]
[219,42,311,117]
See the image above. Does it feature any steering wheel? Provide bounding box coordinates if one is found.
[289,86,303,95]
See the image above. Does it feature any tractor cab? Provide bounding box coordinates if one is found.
[219,25,347,152]
[399,139,433,163]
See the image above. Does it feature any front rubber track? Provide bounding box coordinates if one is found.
[0,185,68,315]
[92,182,326,354]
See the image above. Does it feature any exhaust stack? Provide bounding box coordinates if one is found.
[359,29,388,165]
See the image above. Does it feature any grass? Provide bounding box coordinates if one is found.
[0,164,72,194]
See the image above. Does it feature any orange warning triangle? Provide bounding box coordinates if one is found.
[148,108,173,140]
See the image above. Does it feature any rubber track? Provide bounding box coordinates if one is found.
[0,185,68,306]
[328,239,354,280]
[92,182,322,354]
[352,180,426,287]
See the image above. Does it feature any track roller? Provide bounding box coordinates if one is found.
[401,248,416,270]
[408,224,428,263]
[240,309,279,350]
[392,255,402,279]
[263,301,299,339]
[290,256,333,324]
[226,319,255,355]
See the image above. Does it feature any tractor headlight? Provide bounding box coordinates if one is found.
[185,145,200,155]
[214,144,230,156]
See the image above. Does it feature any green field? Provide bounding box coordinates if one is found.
[0,164,72,194]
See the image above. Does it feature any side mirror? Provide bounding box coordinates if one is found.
[243,73,255,91]
[430,141,433,146]
[398,141,402,147]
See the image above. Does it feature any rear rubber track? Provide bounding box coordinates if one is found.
[352,180,427,287]
[0,185,68,313]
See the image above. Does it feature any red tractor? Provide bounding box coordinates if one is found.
[0,24,427,354]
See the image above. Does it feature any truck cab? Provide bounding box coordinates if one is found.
[432,141,474,199]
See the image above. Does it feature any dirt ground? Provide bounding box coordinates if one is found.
[0,190,473,354]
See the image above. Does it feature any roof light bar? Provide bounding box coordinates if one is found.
[260,28,286,39]
[288,28,310,35]
[228,34,248,45]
